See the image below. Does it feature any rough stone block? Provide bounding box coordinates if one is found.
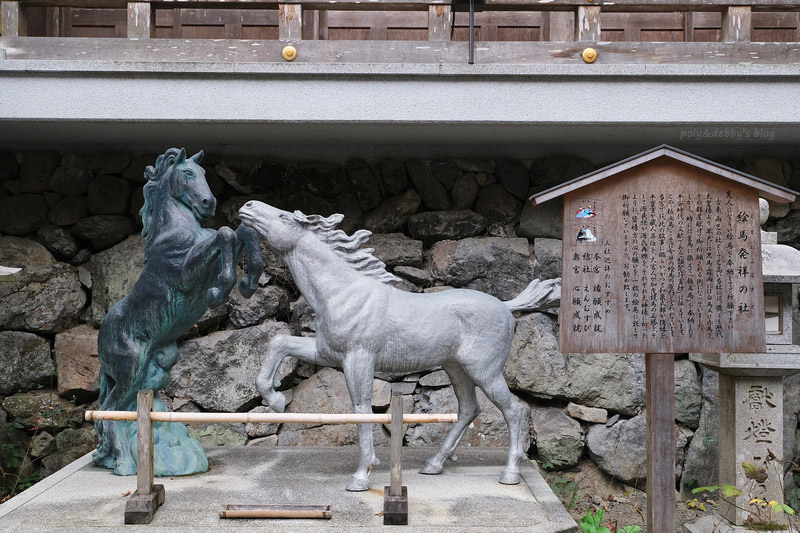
[19,151,61,193]
[431,236,534,301]
[532,238,563,281]
[364,233,423,268]
[494,159,529,201]
[72,215,136,250]
[87,175,133,215]
[451,174,479,210]
[475,184,522,224]
[0,237,85,334]
[345,159,381,211]
[89,235,145,326]
[405,160,450,211]
[49,195,88,226]
[0,331,54,395]
[54,324,100,402]
[408,210,486,247]
[168,321,294,412]
[566,402,608,424]
[531,406,584,470]
[0,194,48,235]
[379,160,409,195]
[2,390,75,431]
[506,313,645,415]
[49,154,91,195]
[364,189,421,234]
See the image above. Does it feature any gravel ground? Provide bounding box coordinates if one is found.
[539,459,712,532]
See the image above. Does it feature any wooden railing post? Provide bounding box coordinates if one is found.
[136,390,154,497]
[576,5,600,41]
[722,5,752,42]
[383,389,409,525]
[124,390,165,525]
[428,5,452,41]
[127,2,154,39]
[2,1,27,38]
[542,11,574,42]
[279,4,303,40]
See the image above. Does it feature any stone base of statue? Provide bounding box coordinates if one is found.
[93,397,208,477]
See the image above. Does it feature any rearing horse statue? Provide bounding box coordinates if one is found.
[93,148,263,476]
[239,200,560,492]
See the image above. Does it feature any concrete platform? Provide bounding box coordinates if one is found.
[0,446,578,532]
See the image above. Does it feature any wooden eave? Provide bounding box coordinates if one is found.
[530,144,798,205]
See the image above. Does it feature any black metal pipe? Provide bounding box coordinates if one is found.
[468,0,474,64]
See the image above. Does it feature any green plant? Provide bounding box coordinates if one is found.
[786,472,800,513]
[580,508,612,533]
[690,461,795,531]
[550,475,580,510]
[578,508,642,533]
[1,419,31,502]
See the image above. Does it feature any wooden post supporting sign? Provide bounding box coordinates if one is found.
[645,353,675,532]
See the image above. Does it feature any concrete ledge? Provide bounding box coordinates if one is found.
[3,59,800,78]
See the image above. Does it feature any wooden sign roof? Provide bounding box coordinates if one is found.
[530,145,798,355]
[531,145,798,206]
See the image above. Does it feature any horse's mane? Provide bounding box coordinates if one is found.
[292,210,404,285]
[139,148,183,262]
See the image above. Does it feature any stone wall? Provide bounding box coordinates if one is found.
[1,150,799,498]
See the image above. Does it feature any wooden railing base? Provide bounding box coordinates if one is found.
[124,484,165,525]
[383,485,409,525]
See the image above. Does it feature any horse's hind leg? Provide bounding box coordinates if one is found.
[472,372,527,485]
[420,363,480,475]
[257,335,317,413]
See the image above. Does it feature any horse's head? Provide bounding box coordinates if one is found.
[143,148,216,222]
[239,201,304,254]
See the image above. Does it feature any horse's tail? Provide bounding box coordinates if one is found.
[504,278,561,313]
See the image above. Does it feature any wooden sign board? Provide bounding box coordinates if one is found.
[560,157,765,354]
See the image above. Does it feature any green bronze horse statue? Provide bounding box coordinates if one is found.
[93,148,263,476]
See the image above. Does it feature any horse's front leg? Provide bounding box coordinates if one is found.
[341,349,379,492]
[234,224,263,298]
[182,227,237,308]
[257,335,317,413]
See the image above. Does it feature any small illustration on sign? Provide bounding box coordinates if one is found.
[577,228,597,243]
[576,205,596,218]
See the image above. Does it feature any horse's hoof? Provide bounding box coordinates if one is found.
[238,279,256,299]
[206,288,225,308]
[419,459,443,475]
[346,476,370,492]
[498,469,521,485]
[265,390,286,413]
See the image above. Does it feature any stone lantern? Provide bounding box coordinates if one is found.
[691,199,800,528]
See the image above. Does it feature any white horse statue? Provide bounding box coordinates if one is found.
[239,200,561,492]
